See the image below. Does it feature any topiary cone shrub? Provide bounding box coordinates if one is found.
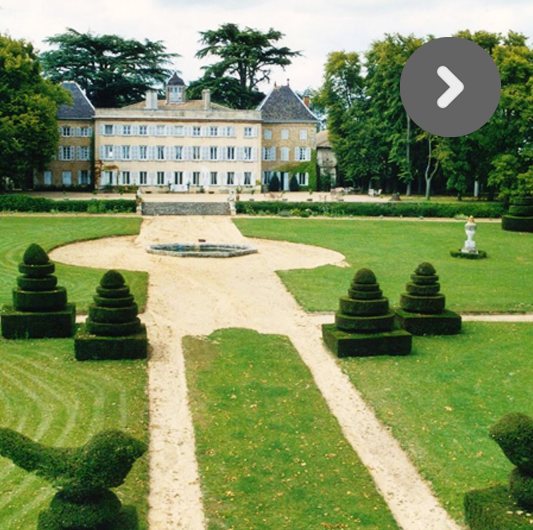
[0,428,146,530]
[502,195,533,233]
[74,270,148,361]
[465,413,533,529]
[395,262,461,335]
[322,267,412,357]
[1,243,76,339]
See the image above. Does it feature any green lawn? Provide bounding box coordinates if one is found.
[183,328,400,530]
[337,321,533,523]
[0,216,147,312]
[0,336,149,530]
[234,218,533,313]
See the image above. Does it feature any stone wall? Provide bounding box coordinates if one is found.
[141,201,231,216]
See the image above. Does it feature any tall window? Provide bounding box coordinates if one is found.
[192,172,200,185]
[226,172,235,185]
[264,129,272,140]
[193,126,201,137]
[244,127,255,138]
[79,127,91,137]
[244,172,252,185]
[262,147,276,161]
[210,126,218,137]
[243,147,252,160]
[157,171,165,185]
[59,146,74,160]
[62,171,72,186]
[122,171,131,185]
[192,146,201,160]
[209,146,218,160]
[139,125,148,136]
[79,170,90,185]
[281,129,289,140]
[139,146,148,160]
[297,172,308,186]
[139,171,148,185]
[174,171,183,185]
[44,171,52,185]
[78,146,90,161]
[104,124,113,135]
[157,146,165,160]
[174,146,183,160]
[123,125,132,135]
[210,172,218,185]
[61,126,73,137]
[168,85,183,103]
[103,145,114,159]
[122,146,131,160]
[226,147,235,161]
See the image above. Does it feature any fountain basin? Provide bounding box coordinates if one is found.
[147,242,257,258]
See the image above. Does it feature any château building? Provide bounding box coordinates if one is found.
[36,74,319,192]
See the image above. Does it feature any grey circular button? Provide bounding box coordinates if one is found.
[400,37,501,137]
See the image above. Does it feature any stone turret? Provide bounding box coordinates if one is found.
[1,244,75,338]
[74,270,147,360]
[322,268,412,357]
[395,262,461,335]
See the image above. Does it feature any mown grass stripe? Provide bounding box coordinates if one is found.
[0,337,148,530]
[184,328,400,530]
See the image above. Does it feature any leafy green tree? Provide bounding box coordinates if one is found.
[0,34,70,190]
[40,28,179,107]
[193,23,301,108]
[365,34,426,194]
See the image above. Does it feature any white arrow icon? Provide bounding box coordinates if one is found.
[436,66,464,109]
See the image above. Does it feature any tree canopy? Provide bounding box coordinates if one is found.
[191,23,301,108]
[0,34,70,190]
[315,31,533,200]
[40,28,179,108]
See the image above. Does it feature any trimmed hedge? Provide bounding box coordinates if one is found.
[335,310,396,332]
[1,304,75,339]
[17,275,58,291]
[339,295,389,316]
[502,215,533,233]
[236,200,506,218]
[0,195,136,213]
[464,485,533,530]
[13,286,68,312]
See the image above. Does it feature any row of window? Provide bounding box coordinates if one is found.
[262,171,309,187]
[101,170,256,187]
[264,129,309,140]
[99,145,258,162]
[58,146,91,161]
[44,170,91,186]
[100,124,257,138]
[263,147,312,162]
[60,126,93,137]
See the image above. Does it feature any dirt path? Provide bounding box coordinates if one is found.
[51,216,462,530]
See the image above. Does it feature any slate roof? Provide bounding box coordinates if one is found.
[258,84,318,123]
[167,72,185,86]
[57,82,95,120]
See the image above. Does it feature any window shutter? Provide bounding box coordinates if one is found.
[201,146,209,160]
[236,147,244,161]
[294,147,299,161]
[131,125,139,136]
[132,146,139,160]
[200,126,208,137]
[148,125,156,136]
[306,148,312,161]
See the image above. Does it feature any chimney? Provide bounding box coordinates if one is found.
[145,90,158,110]
[202,89,211,110]
[303,95,310,108]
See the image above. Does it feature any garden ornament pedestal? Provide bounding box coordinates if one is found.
[462,216,478,254]
[322,268,412,357]
[1,244,75,339]
[395,262,461,335]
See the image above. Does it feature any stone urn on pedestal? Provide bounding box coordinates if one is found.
[450,216,487,259]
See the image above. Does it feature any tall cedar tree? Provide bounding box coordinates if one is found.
[0,34,70,190]
[189,23,301,109]
[40,28,179,108]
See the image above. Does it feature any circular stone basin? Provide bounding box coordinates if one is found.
[147,242,257,258]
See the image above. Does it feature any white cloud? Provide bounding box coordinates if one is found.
[2,0,533,95]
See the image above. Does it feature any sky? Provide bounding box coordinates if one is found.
[2,0,533,95]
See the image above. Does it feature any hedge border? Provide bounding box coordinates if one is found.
[0,195,136,214]
[236,200,506,218]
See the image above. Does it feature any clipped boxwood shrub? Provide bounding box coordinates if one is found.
[17,275,58,291]
[12,287,68,312]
